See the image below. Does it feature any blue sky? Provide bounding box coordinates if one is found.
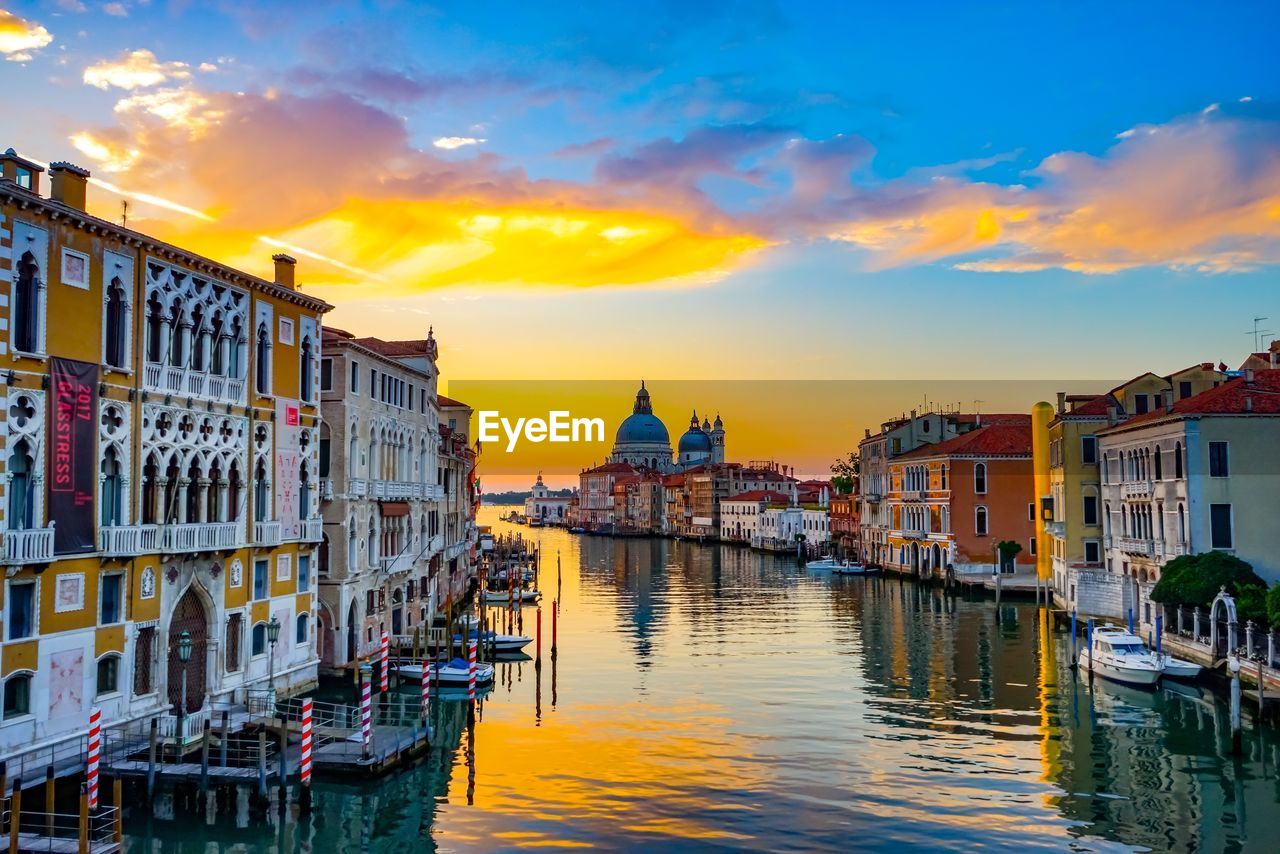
[1,0,1278,380]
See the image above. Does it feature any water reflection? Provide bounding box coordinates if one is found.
[126,509,1279,852]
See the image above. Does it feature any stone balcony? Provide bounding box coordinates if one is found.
[1,526,56,565]
[99,524,159,558]
[320,478,334,501]
[143,362,246,405]
[1122,480,1153,498]
[1115,536,1154,556]
[381,552,417,574]
[161,521,241,553]
[254,520,283,547]
[299,517,324,543]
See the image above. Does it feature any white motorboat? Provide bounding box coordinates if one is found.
[1159,655,1203,680]
[1078,625,1163,686]
[807,558,876,575]
[483,588,541,604]
[393,658,495,687]
[455,630,533,654]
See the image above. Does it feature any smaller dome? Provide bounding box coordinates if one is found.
[679,427,713,454]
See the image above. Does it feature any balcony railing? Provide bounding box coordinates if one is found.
[299,517,324,542]
[381,552,417,575]
[348,478,368,498]
[862,493,881,504]
[1122,480,1153,498]
[1,525,56,565]
[320,478,334,501]
[99,524,158,558]
[1116,536,1154,556]
[160,522,241,553]
[1155,539,1189,560]
[254,520,283,547]
[143,362,245,405]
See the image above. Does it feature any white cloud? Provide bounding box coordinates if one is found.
[84,49,191,90]
[433,136,486,150]
[103,2,128,17]
[0,9,53,61]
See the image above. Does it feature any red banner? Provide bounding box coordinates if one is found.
[49,358,98,554]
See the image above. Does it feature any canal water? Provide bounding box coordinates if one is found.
[128,507,1279,852]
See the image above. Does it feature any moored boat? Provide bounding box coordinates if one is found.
[1160,655,1203,680]
[1078,625,1163,686]
[807,558,877,575]
[393,658,495,686]
[454,630,533,654]
[483,587,542,604]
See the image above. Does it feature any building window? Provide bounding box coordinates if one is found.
[975,506,988,537]
[1083,494,1099,526]
[1084,540,1101,564]
[320,357,333,391]
[1081,436,1097,465]
[225,614,242,673]
[7,439,35,531]
[3,674,32,720]
[1209,441,1229,478]
[296,613,309,644]
[1179,381,1193,400]
[300,336,314,401]
[255,321,272,395]
[15,167,32,190]
[254,458,270,522]
[251,622,267,656]
[1133,394,1149,414]
[1175,442,1184,479]
[350,360,360,393]
[100,573,124,624]
[1154,445,1163,480]
[6,581,36,640]
[134,626,155,694]
[298,554,311,593]
[101,446,124,527]
[96,655,121,697]
[14,251,41,354]
[1210,504,1233,549]
[253,559,269,600]
[1029,537,1037,556]
[104,278,129,369]
[370,368,377,399]
[973,463,987,495]
[1027,502,1035,522]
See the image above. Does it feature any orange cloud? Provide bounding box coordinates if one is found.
[0,8,52,61]
[83,49,191,90]
[827,111,1280,273]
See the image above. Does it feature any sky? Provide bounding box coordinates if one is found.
[2,1,1279,485]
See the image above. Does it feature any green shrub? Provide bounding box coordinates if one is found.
[1267,585,1280,627]
[1150,552,1268,612]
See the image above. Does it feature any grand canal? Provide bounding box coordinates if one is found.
[129,507,1280,852]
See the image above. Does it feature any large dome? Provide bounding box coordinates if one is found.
[616,413,670,445]
[678,427,713,453]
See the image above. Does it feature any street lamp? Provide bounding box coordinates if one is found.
[266,616,282,706]
[176,630,193,763]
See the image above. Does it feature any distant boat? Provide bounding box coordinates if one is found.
[454,630,532,654]
[806,558,877,575]
[1078,625,1163,686]
[393,658,495,687]
[569,527,586,534]
[483,588,541,604]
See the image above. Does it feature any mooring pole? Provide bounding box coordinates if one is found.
[1230,655,1243,756]
[200,719,211,792]
[146,718,158,800]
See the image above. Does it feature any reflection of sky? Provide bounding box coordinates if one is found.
[125,507,1280,850]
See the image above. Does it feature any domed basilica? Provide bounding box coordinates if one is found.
[609,381,724,472]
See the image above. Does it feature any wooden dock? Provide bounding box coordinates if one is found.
[11,832,121,853]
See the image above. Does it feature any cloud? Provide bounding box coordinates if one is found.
[0,8,53,61]
[69,85,767,291]
[433,136,486,150]
[820,110,1280,273]
[83,49,191,90]
[102,2,128,17]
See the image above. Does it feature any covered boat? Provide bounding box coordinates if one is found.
[393,658,495,687]
[1078,625,1163,686]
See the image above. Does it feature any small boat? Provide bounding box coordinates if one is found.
[393,658,495,687]
[807,558,877,575]
[454,630,533,654]
[1159,655,1203,680]
[569,527,585,534]
[483,588,541,604]
[1078,625,1163,686]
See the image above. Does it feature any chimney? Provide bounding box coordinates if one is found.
[1056,391,1066,414]
[272,254,297,290]
[864,428,871,439]
[1163,388,1174,413]
[1244,368,1255,383]
[48,161,90,211]
[1107,405,1118,426]
[1244,395,1254,413]
[1270,339,1280,369]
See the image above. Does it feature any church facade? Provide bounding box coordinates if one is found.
[608,382,724,472]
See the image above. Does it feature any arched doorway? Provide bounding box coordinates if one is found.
[910,542,920,575]
[318,605,334,668]
[168,587,209,714]
[931,544,942,577]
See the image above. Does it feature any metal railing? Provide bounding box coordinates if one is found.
[1,526,56,565]
[2,805,121,851]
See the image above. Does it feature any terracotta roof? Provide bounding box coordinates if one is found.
[1101,370,1280,432]
[351,337,434,357]
[1061,393,1115,418]
[322,326,354,340]
[895,419,1032,460]
[438,395,468,408]
[724,490,792,503]
[661,474,687,486]
[582,462,638,474]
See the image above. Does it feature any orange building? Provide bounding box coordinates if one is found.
[885,416,1035,577]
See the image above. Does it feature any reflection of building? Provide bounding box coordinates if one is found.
[1098,368,1280,626]
[524,472,570,523]
[885,416,1034,576]
[1,153,327,757]
[317,328,465,672]
[829,492,859,554]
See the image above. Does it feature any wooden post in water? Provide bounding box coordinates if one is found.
[45,764,55,838]
[551,600,558,659]
[221,710,230,767]
[200,719,211,791]
[257,729,268,797]
[146,718,158,799]
[536,607,543,665]
[113,778,123,844]
[9,777,21,853]
[1229,655,1243,755]
[78,783,89,854]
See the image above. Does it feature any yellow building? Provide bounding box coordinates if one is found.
[1,151,330,755]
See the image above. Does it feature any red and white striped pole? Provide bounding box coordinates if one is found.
[421,658,430,721]
[360,666,372,758]
[86,707,101,810]
[379,629,389,693]
[467,639,477,702]
[300,698,313,786]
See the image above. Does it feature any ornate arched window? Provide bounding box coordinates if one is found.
[6,439,35,530]
[299,461,311,519]
[973,462,987,494]
[13,252,40,354]
[300,335,314,401]
[253,458,270,522]
[255,322,271,395]
[101,446,124,527]
[146,293,165,363]
[105,278,128,369]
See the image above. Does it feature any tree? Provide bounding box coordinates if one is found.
[1149,552,1268,609]
[996,540,1022,572]
[1267,585,1280,627]
[830,451,860,494]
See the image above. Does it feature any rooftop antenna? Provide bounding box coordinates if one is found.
[1246,316,1272,353]
[120,199,129,228]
